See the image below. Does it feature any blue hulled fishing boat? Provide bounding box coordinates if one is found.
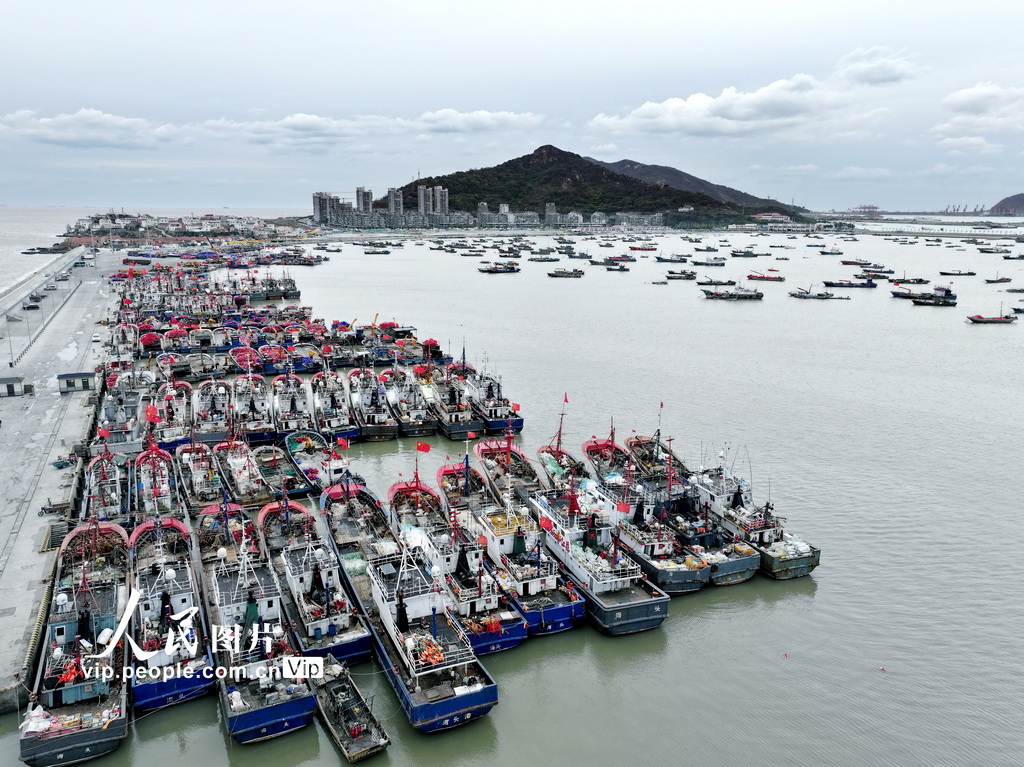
[195,503,316,743]
[127,517,215,711]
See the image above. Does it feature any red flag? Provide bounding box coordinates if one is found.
[538,516,553,531]
[97,427,110,438]
[145,404,161,423]
[336,437,349,450]
[660,401,664,408]
[893,281,900,287]
[467,431,477,439]
[563,393,568,404]
[477,535,488,546]
[616,501,631,513]
[416,442,430,453]
[510,402,520,412]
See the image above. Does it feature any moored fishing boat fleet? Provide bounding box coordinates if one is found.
[18,257,820,765]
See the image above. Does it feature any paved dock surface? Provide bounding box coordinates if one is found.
[0,249,117,713]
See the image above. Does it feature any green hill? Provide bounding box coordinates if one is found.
[396,145,733,214]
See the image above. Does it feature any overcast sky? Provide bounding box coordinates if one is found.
[1,0,1020,212]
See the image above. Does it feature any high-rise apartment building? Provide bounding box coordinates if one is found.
[387,188,403,214]
[434,186,448,215]
[355,187,373,214]
[417,185,433,215]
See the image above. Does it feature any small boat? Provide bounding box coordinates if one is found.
[478,260,520,274]
[966,313,1017,324]
[605,264,629,272]
[696,277,736,286]
[547,268,584,278]
[985,276,1012,284]
[312,656,390,763]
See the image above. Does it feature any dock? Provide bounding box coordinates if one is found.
[0,248,117,713]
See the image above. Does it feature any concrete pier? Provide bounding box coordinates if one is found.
[0,249,118,714]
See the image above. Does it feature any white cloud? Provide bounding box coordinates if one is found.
[0,108,176,149]
[587,47,914,139]
[937,136,1002,155]
[589,143,618,153]
[0,108,544,152]
[834,47,916,86]
[931,82,1024,138]
[836,166,894,180]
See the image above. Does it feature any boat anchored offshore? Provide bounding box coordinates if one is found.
[529,486,670,635]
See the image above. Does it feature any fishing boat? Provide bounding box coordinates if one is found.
[477,260,520,274]
[885,275,930,284]
[696,277,736,286]
[127,517,214,712]
[85,445,130,523]
[425,370,485,441]
[437,459,496,512]
[840,259,871,266]
[655,254,689,263]
[788,287,851,300]
[310,370,360,443]
[984,275,1012,284]
[175,440,225,511]
[628,245,657,252]
[665,270,696,280]
[966,313,1017,324]
[463,369,524,435]
[529,488,670,635]
[257,499,373,664]
[475,435,548,500]
[19,519,131,766]
[701,287,764,300]
[582,480,710,595]
[193,378,232,444]
[466,498,586,635]
[547,268,584,278]
[285,430,361,491]
[938,270,976,276]
[662,487,760,587]
[272,372,316,436]
[818,245,843,255]
[536,404,591,491]
[213,437,274,506]
[581,426,634,489]
[388,469,448,535]
[821,279,876,288]
[691,257,727,267]
[196,503,316,743]
[152,381,192,451]
[311,656,390,763]
[605,264,629,272]
[693,245,719,252]
[132,442,179,519]
[380,366,436,437]
[348,369,399,441]
[747,271,785,282]
[252,445,315,497]
[688,453,820,579]
[231,373,276,444]
[364,548,499,731]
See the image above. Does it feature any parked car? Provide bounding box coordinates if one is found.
[91,333,101,343]
[44,284,57,291]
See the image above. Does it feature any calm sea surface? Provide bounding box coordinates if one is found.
[2,208,1024,766]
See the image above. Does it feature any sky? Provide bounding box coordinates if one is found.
[1,0,1021,213]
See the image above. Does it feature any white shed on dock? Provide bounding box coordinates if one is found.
[57,371,96,394]
[0,376,25,397]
